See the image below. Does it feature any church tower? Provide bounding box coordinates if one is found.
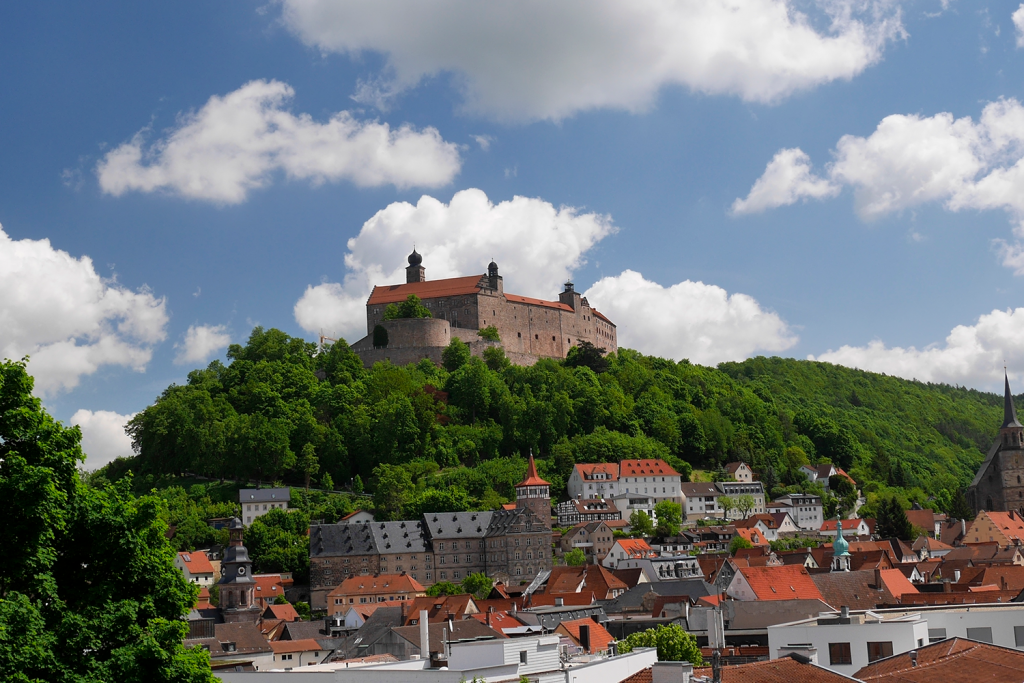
[968,373,1024,515]
[406,248,425,283]
[516,453,551,528]
[830,518,851,572]
[219,517,261,623]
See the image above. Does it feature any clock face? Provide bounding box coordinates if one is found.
[238,566,246,575]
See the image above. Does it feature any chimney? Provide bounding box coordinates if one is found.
[578,624,591,653]
[486,610,491,628]
[840,606,849,618]
[910,650,918,667]
[874,568,882,590]
[555,596,564,607]
[419,610,429,659]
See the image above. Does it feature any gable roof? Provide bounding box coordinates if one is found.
[681,482,721,497]
[613,538,654,558]
[270,639,323,655]
[328,573,425,597]
[253,574,286,599]
[366,275,485,306]
[422,511,493,540]
[691,655,857,682]
[263,603,300,622]
[959,565,1024,591]
[855,636,1024,681]
[239,488,290,503]
[391,619,504,652]
[555,618,615,654]
[503,293,574,312]
[725,462,750,474]
[734,528,767,545]
[183,622,272,657]
[310,522,377,557]
[820,518,867,533]
[811,569,915,609]
[404,594,478,624]
[544,564,627,598]
[370,519,430,554]
[619,459,680,477]
[980,510,1024,543]
[574,462,620,482]
[737,565,824,601]
[178,551,215,575]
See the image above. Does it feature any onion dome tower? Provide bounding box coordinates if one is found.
[406,247,425,283]
[831,517,851,572]
[218,517,261,623]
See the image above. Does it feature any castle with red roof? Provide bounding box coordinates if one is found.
[351,249,617,367]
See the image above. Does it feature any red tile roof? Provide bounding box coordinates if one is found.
[253,574,286,603]
[959,565,1024,591]
[544,565,627,598]
[591,309,615,325]
[178,551,215,575]
[328,573,425,597]
[469,610,524,631]
[619,459,680,477]
[734,528,767,545]
[404,594,478,624]
[517,454,550,487]
[855,637,1024,681]
[263,603,300,622]
[366,275,484,305]
[820,518,868,532]
[270,639,323,654]
[693,656,855,681]
[738,565,824,601]
[504,293,574,312]
[530,592,596,607]
[614,538,654,558]
[555,618,615,654]
[574,462,620,482]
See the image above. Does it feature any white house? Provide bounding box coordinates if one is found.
[601,538,655,570]
[819,518,871,538]
[175,551,216,587]
[717,481,766,518]
[769,603,1024,675]
[339,509,375,525]
[240,488,291,527]
[609,493,656,527]
[270,639,327,668]
[768,494,823,531]
[681,482,723,519]
[567,463,621,501]
[568,460,683,505]
[725,461,754,483]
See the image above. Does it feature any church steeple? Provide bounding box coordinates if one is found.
[1003,373,1022,429]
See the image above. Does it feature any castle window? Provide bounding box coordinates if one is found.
[518,332,522,338]
[552,336,556,341]
[535,334,539,339]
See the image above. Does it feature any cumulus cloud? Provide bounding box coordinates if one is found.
[1014,4,1024,47]
[811,307,1024,390]
[0,225,167,396]
[97,80,461,204]
[294,188,616,341]
[70,409,136,470]
[734,98,1024,271]
[174,324,231,365]
[584,270,797,364]
[277,0,904,121]
[731,148,839,214]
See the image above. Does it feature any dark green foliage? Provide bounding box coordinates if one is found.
[876,496,914,541]
[483,346,511,372]
[245,508,311,583]
[655,500,682,538]
[442,338,471,372]
[477,326,500,341]
[564,341,609,374]
[729,535,754,555]
[425,581,460,597]
[0,359,214,683]
[383,295,432,320]
[629,510,654,537]
[616,624,703,664]
[460,572,493,599]
[294,602,311,620]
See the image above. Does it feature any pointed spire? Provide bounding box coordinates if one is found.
[517,451,550,487]
[1004,372,1022,429]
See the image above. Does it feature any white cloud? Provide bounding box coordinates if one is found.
[811,307,1024,390]
[97,80,461,204]
[294,188,616,341]
[472,135,494,151]
[1013,4,1024,47]
[277,0,904,121]
[174,324,231,365]
[0,225,167,396]
[734,98,1024,271]
[70,409,136,470]
[584,270,797,364]
[731,148,839,215]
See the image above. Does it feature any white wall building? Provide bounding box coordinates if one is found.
[240,488,291,527]
[175,551,216,587]
[769,604,1024,675]
[567,460,683,505]
[716,481,766,518]
[768,494,823,531]
[681,482,723,519]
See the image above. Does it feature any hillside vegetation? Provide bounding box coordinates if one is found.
[103,326,1006,525]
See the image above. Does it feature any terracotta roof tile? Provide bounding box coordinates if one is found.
[517,454,550,487]
[270,638,323,654]
[504,293,574,312]
[738,565,824,601]
[178,551,214,575]
[263,603,301,622]
[555,618,615,654]
[544,565,626,599]
[574,462,620,482]
[855,637,1024,681]
[328,573,425,597]
[591,309,615,326]
[366,275,484,305]
[619,459,680,477]
[693,656,855,681]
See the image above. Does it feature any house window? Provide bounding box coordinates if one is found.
[520,651,528,665]
[1013,626,1024,647]
[829,643,852,666]
[967,627,993,643]
[867,642,893,663]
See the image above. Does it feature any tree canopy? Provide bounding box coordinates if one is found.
[383,294,432,320]
[0,359,213,683]
[616,624,703,664]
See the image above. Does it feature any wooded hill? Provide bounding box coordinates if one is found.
[104,326,1006,523]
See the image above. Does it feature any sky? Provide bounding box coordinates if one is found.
[4,1,1024,468]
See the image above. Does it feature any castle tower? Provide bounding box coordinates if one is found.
[969,373,1024,515]
[218,517,261,623]
[406,248,425,284]
[830,518,851,572]
[516,453,551,528]
[558,280,582,311]
[487,260,502,293]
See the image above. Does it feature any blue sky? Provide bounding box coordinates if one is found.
[4,1,1024,466]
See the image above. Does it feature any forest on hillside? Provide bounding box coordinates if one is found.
[100,326,1003,526]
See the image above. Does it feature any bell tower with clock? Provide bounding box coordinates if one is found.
[219,517,260,623]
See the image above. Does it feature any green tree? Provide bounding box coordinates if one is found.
[477,326,500,342]
[947,488,974,521]
[372,464,413,521]
[460,572,493,599]
[718,495,736,520]
[616,624,703,664]
[654,500,682,537]
[629,510,655,537]
[321,472,334,492]
[298,443,319,491]
[564,341,609,374]
[425,581,461,597]
[564,548,587,566]
[0,358,214,683]
[246,508,311,583]
[729,535,754,555]
[442,338,471,372]
[483,346,511,372]
[876,496,914,541]
[351,474,364,494]
[383,294,432,320]
[734,494,755,519]
[294,601,311,620]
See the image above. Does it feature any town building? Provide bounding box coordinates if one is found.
[601,538,656,570]
[724,461,754,483]
[555,498,620,526]
[218,518,262,624]
[960,509,1024,545]
[328,574,426,612]
[310,455,552,610]
[968,374,1024,515]
[768,494,823,531]
[239,488,290,527]
[269,639,327,669]
[717,480,766,517]
[183,621,274,671]
[350,250,617,368]
[175,550,216,587]
[560,521,615,563]
[567,459,683,504]
[681,482,724,519]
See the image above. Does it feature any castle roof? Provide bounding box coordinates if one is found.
[504,293,573,312]
[367,275,485,305]
[517,454,550,487]
[1004,373,1022,428]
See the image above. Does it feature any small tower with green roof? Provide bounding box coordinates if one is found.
[831,516,851,572]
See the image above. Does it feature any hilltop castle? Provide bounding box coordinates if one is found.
[350,249,617,368]
[968,374,1024,516]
